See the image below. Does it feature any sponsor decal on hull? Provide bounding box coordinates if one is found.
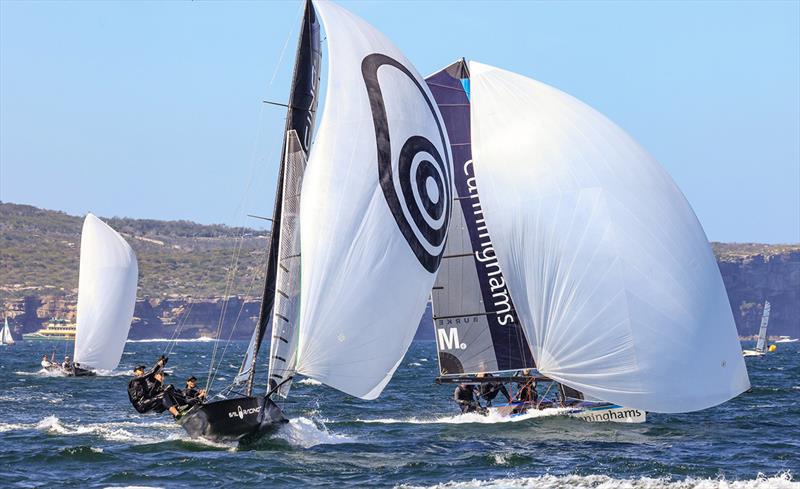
[228,405,260,420]
[572,406,646,424]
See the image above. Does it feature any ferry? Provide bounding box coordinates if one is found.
[23,318,77,341]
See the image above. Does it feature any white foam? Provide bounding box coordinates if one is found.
[298,378,322,386]
[26,415,182,444]
[359,407,569,425]
[274,417,354,448]
[15,368,67,377]
[408,362,422,367]
[395,473,798,489]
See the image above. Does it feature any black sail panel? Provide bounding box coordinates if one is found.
[245,0,321,395]
[425,60,535,376]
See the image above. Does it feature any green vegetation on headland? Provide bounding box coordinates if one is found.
[0,202,268,299]
[1,201,798,338]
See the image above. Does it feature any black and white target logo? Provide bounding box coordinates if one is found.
[361,53,452,273]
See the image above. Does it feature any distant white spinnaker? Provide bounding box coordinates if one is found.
[467,61,749,413]
[295,0,453,399]
[1,317,15,346]
[74,214,138,371]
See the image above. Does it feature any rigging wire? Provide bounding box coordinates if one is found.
[200,0,306,395]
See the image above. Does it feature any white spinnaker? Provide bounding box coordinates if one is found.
[295,1,452,399]
[74,214,138,371]
[468,61,749,413]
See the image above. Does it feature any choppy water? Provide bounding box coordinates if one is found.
[0,339,797,488]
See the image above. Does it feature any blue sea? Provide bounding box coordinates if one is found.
[0,339,797,488]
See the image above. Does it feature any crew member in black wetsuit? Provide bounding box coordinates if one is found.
[149,371,181,418]
[127,356,168,414]
[478,373,511,407]
[179,376,206,407]
[454,383,481,414]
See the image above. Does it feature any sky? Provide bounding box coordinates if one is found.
[1,0,798,243]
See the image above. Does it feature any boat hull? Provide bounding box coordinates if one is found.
[742,349,765,357]
[23,334,75,341]
[489,401,646,424]
[177,396,287,443]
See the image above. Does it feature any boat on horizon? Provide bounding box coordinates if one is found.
[23,318,77,341]
[743,301,772,357]
[774,336,798,344]
[1,316,16,346]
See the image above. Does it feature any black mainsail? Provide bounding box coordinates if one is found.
[239,0,321,396]
[425,61,535,377]
[179,1,320,442]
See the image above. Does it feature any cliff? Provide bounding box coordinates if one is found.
[1,202,798,339]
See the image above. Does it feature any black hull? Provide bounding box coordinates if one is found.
[177,396,287,443]
[67,366,96,377]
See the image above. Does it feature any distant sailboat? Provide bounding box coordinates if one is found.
[66,214,138,375]
[426,59,749,415]
[743,301,771,357]
[177,0,452,442]
[775,336,798,344]
[1,317,15,346]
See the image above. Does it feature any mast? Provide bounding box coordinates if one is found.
[425,60,535,377]
[245,0,321,396]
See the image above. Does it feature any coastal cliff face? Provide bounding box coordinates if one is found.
[714,244,800,337]
[2,203,798,339]
[4,247,798,340]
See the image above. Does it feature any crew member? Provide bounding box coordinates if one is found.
[41,355,52,369]
[62,355,72,373]
[149,370,181,418]
[453,383,481,414]
[515,369,538,404]
[128,356,168,414]
[180,376,206,407]
[478,373,511,407]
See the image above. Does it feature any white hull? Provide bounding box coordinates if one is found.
[742,349,765,357]
[775,338,798,344]
[488,402,646,424]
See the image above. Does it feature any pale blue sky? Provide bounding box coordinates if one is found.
[1,1,798,242]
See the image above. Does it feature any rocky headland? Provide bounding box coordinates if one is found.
[1,202,798,340]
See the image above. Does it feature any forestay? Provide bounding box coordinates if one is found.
[426,61,534,376]
[295,0,453,399]
[468,61,750,413]
[74,214,138,371]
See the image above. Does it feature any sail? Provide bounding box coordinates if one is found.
[234,316,269,385]
[74,214,138,371]
[267,130,306,398]
[244,0,321,394]
[755,301,770,352]
[295,0,453,399]
[467,61,750,413]
[1,318,14,345]
[425,61,534,376]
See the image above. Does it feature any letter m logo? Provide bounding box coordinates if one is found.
[437,328,464,350]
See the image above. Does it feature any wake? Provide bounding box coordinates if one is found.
[358,407,571,425]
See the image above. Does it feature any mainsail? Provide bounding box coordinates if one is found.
[755,300,770,352]
[74,214,138,371]
[239,0,321,394]
[1,317,14,345]
[266,130,306,398]
[425,61,534,376]
[294,0,453,399]
[466,61,750,413]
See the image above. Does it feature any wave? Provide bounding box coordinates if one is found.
[358,407,570,425]
[408,362,423,367]
[274,417,354,448]
[1,415,181,444]
[126,338,215,343]
[15,368,67,377]
[395,472,798,489]
[297,378,322,386]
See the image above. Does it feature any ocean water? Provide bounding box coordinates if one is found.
[0,339,797,488]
